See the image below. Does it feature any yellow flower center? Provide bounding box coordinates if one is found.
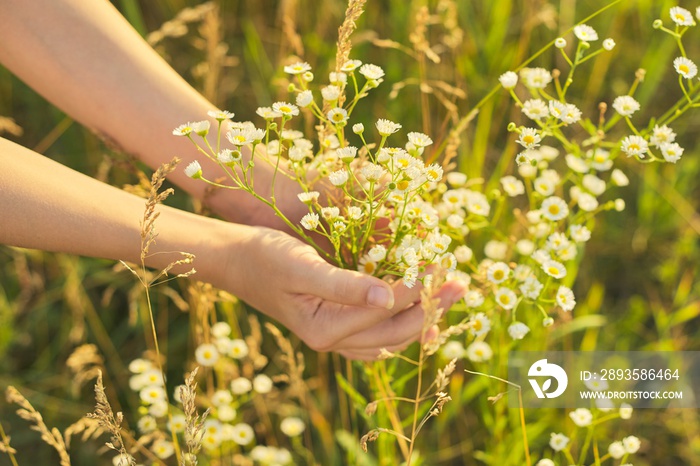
[364,262,376,274]
[499,295,511,305]
[548,204,560,215]
[548,266,560,275]
[397,180,410,190]
[493,270,504,280]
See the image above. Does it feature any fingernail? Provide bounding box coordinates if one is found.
[367,286,394,309]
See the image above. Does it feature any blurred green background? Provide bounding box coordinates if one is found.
[1,0,699,464]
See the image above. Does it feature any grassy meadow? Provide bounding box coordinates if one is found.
[1,0,699,464]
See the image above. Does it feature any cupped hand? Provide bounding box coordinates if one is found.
[224,227,466,360]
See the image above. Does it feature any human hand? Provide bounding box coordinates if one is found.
[222,226,466,360]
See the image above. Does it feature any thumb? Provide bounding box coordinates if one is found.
[296,258,395,310]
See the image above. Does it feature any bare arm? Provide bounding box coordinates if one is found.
[0,137,465,358]
[0,0,295,227]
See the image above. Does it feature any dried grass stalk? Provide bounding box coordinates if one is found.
[180,368,209,465]
[334,0,367,75]
[6,386,72,465]
[85,372,133,464]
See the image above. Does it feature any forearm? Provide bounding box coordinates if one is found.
[0,137,246,288]
[0,0,275,225]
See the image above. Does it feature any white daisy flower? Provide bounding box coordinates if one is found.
[128,358,152,374]
[582,174,606,196]
[584,372,609,391]
[495,287,517,310]
[195,343,219,367]
[361,162,386,182]
[441,340,465,359]
[329,169,350,186]
[670,6,696,26]
[184,160,203,179]
[284,61,311,75]
[522,98,550,120]
[550,432,570,451]
[464,290,485,308]
[169,414,186,433]
[321,206,340,220]
[327,107,348,124]
[569,408,593,427]
[547,232,570,251]
[229,339,249,359]
[588,148,613,171]
[330,71,347,85]
[140,386,167,405]
[300,213,320,230]
[508,322,530,340]
[465,192,491,216]
[650,124,676,148]
[256,106,283,119]
[173,122,194,136]
[368,245,387,262]
[556,285,576,311]
[352,123,364,134]
[620,403,634,420]
[231,377,253,394]
[231,423,255,445]
[517,127,542,149]
[499,71,518,89]
[621,135,649,158]
[208,110,235,121]
[554,37,567,48]
[565,154,590,174]
[577,192,599,212]
[603,38,616,50]
[610,168,629,188]
[673,57,698,79]
[407,131,433,147]
[574,24,599,41]
[359,63,385,80]
[341,59,362,72]
[191,120,211,137]
[500,176,525,196]
[608,441,626,459]
[272,102,299,117]
[542,259,567,279]
[612,95,641,117]
[487,262,511,284]
[296,90,313,107]
[520,276,543,300]
[137,415,157,433]
[484,240,507,260]
[516,239,535,256]
[253,374,273,394]
[446,172,468,186]
[536,460,555,466]
[534,176,556,196]
[569,224,591,242]
[454,245,473,263]
[661,142,684,163]
[376,119,402,136]
[403,265,419,288]
[280,417,306,437]
[321,85,341,101]
[541,196,569,221]
[469,312,491,336]
[466,341,493,362]
[297,191,319,205]
[347,206,364,220]
[520,67,552,88]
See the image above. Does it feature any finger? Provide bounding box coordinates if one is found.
[332,281,466,350]
[293,256,396,310]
